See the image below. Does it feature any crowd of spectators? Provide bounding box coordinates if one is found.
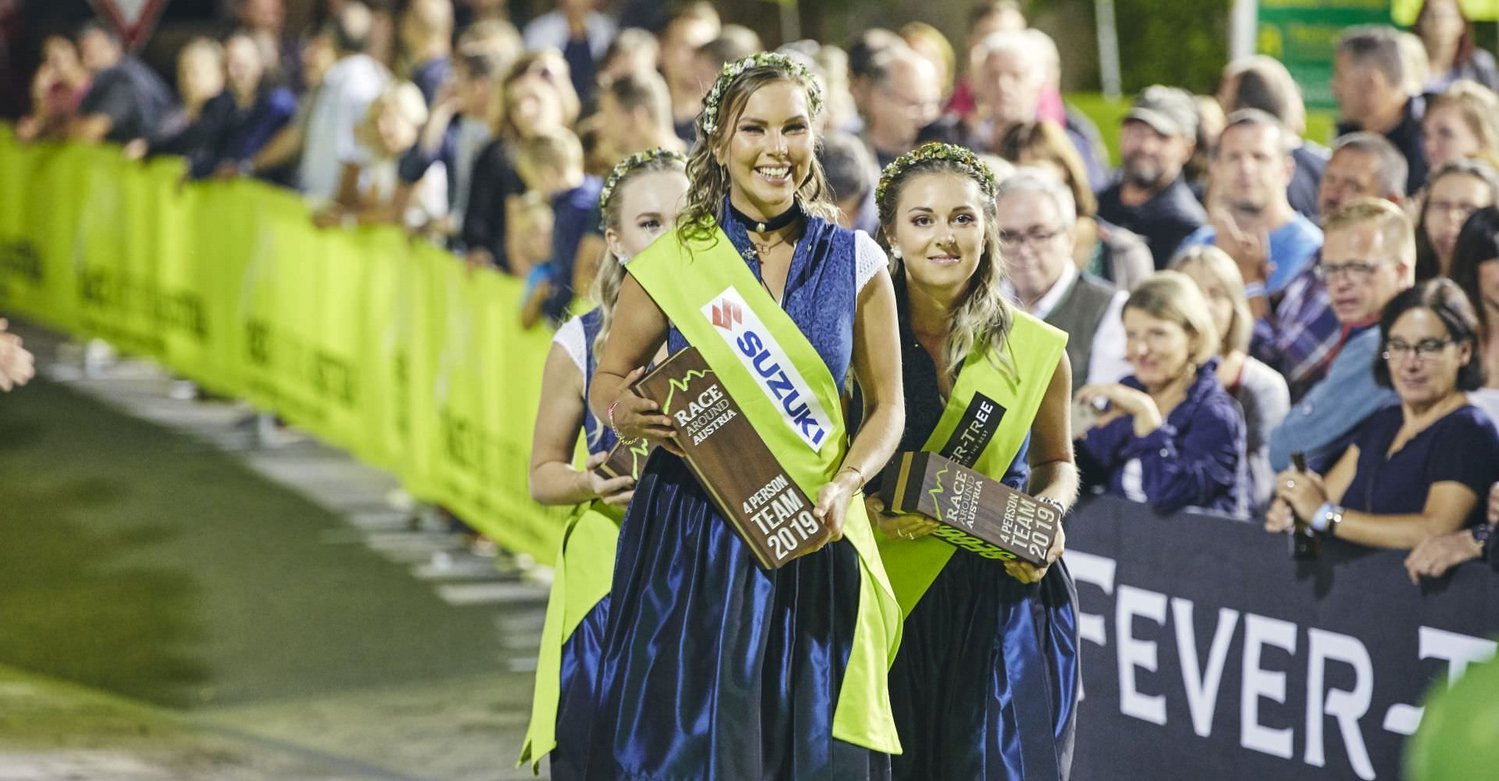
[11,0,1499,578]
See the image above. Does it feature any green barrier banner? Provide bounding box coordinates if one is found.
[1257,0,1390,111]
[0,132,568,562]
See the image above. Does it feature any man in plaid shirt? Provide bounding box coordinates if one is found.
[1245,133,1408,401]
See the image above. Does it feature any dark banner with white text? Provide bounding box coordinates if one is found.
[1067,497,1499,781]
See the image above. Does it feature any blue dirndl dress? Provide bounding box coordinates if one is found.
[550,307,616,780]
[583,216,893,779]
[882,276,1080,780]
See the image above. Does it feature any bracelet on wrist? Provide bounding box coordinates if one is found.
[607,399,640,445]
[1244,281,1267,299]
[1038,496,1068,514]
[1310,502,1343,535]
[837,464,866,486]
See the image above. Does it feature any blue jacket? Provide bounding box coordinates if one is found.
[1076,361,1249,517]
[1268,324,1397,473]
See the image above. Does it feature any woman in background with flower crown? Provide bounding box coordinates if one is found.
[519,150,689,780]
[587,53,907,777]
[866,144,1079,780]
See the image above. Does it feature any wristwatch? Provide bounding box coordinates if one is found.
[1038,496,1067,514]
[1310,502,1344,536]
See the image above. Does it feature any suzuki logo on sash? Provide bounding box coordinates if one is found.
[711,299,743,330]
[701,287,833,452]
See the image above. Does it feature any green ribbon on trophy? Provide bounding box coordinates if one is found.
[877,312,1067,616]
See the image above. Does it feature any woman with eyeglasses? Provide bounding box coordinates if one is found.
[1268,279,1499,561]
[1414,159,1499,281]
[1073,271,1249,516]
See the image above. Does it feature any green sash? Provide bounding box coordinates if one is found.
[518,499,622,769]
[626,225,904,755]
[878,311,1067,616]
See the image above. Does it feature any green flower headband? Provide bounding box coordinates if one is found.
[699,52,824,137]
[599,148,687,229]
[875,142,1000,208]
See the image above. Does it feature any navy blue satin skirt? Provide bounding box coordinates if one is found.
[585,452,892,780]
[552,596,609,781]
[889,552,1079,781]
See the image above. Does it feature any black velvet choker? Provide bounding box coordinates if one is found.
[728,200,802,234]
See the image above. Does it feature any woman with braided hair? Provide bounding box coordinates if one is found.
[868,143,1080,780]
[519,149,688,780]
[587,53,907,777]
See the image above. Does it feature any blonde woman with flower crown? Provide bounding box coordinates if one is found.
[586,53,907,777]
[519,150,688,780]
[868,144,1079,780]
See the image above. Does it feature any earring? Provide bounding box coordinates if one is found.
[616,253,632,266]
[890,248,903,260]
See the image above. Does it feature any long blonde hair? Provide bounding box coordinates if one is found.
[677,59,838,244]
[592,151,688,358]
[875,149,1014,377]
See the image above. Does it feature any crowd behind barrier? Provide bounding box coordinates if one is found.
[0,129,573,562]
[9,0,1499,775]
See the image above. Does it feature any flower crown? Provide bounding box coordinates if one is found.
[875,142,1000,208]
[699,52,824,137]
[599,148,688,229]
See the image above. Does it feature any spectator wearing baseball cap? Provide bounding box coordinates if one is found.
[1098,85,1208,269]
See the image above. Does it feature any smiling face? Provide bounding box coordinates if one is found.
[715,79,815,221]
[1384,307,1470,406]
[1120,120,1192,191]
[1123,307,1196,389]
[605,169,690,259]
[889,172,988,298]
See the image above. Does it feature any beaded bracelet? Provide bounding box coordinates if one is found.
[607,399,640,445]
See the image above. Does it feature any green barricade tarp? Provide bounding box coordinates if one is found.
[0,132,568,562]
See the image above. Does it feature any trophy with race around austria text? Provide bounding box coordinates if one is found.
[630,346,833,569]
[879,451,1060,567]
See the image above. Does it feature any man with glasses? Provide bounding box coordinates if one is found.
[1249,133,1410,403]
[1269,198,1414,472]
[857,47,941,167]
[996,169,1129,392]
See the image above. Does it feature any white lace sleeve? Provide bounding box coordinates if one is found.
[552,316,587,375]
[854,230,887,292]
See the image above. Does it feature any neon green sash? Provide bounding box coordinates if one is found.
[626,224,904,755]
[519,499,622,769]
[878,311,1067,616]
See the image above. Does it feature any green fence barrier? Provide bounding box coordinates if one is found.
[0,129,572,562]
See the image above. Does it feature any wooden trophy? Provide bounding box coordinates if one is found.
[879,451,1060,567]
[632,347,832,569]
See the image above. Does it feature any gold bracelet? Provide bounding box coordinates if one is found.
[838,464,866,485]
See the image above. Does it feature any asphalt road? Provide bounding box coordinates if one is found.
[0,324,554,780]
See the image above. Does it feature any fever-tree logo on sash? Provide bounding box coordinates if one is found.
[702,287,833,452]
